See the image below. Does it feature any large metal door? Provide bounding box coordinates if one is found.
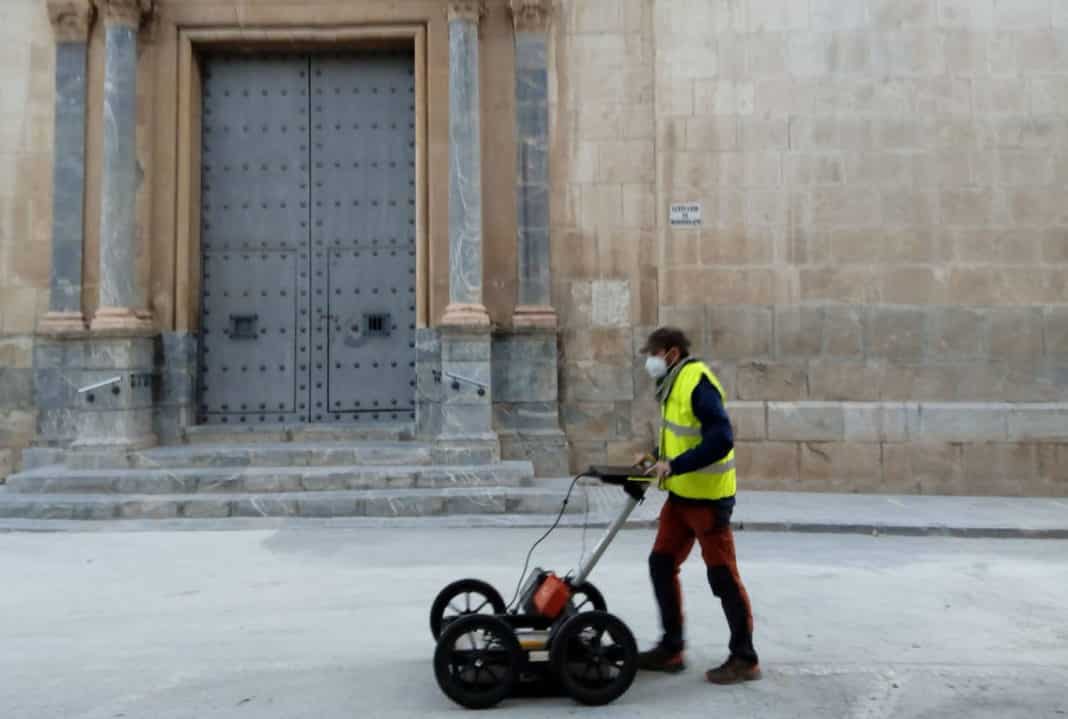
[198,53,416,426]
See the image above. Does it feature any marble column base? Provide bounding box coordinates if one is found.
[512,304,557,330]
[441,302,491,327]
[38,311,88,335]
[90,306,154,333]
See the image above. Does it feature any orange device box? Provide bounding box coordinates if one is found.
[532,572,572,619]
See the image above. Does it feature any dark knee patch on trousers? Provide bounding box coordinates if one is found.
[707,565,735,598]
[650,551,676,579]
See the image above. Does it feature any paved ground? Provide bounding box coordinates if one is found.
[2,526,1066,718]
[3,487,1067,537]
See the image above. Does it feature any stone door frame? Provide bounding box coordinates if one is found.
[163,23,430,336]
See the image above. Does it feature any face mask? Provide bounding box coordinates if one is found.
[645,355,668,379]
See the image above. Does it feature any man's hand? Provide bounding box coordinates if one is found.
[645,461,672,481]
[633,452,655,469]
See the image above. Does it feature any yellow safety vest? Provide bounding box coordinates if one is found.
[659,361,737,501]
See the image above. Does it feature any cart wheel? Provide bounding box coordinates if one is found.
[550,611,638,706]
[430,578,507,640]
[568,581,607,614]
[434,614,521,710]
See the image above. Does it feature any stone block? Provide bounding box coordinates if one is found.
[800,442,883,491]
[1046,308,1068,357]
[233,496,299,518]
[989,307,1044,364]
[493,402,562,433]
[882,443,959,494]
[1008,405,1068,441]
[0,448,13,480]
[442,336,491,362]
[591,280,630,328]
[961,443,1035,496]
[864,307,926,363]
[561,328,632,363]
[0,336,33,368]
[73,408,156,448]
[492,360,556,403]
[773,306,821,358]
[499,432,569,478]
[0,409,35,444]
[926,307,988,361]
[707,306,772,360]
[938,0,993,28]
[807,361,883,401]
[736,362,807,400]
[656,307,705,354]
[0,368,34,409]
[118,499,180,520]
[734,440,799,484]
[1036,444,1068,489]
[568,441,608,474]
[823,306,865,357]
[729,401,766,440]
[562,362,634,402]
[843,402,910,442]
[912,402,1010,441]
[768,402,845,441]
[440,403,494,438]
[37,408,78,443]
[562,402,620,441]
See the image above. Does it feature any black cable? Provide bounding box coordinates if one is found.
[507,473,584,611]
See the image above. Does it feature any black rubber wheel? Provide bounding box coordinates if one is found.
[568,581,607,614]
[430,578,507,640]
[550,611,638,706]
[434,614,522,710]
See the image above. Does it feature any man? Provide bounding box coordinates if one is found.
[634,327,761,684]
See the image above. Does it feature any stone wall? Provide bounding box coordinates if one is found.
[548,0,1068,494]
[0,0,52,478]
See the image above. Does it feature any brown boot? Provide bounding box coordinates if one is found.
[637,645,686,673]
[705,656,761,684]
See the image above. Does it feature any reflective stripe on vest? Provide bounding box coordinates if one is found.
[659,361,737,501]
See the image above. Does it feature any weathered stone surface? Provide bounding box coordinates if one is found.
[800,442,883,492]
[708,305,772,360]
[447,15,484,309]
[911,402,1010,442]
[0,337,34,369]
[842,402,910,442]
[492,359,556,403]
[883,443,963,494]
[768,402,845,441]
[961,444,1034,496]
[926,307,988,361]
[773,306,822,359]
[865,307,926,363]
[729,401,766,440]
[562,362,633,401]
[494,401,562,432]
[734,441,799,486]
[1008,405,1068,441]
[737,362,807,400]
[0,369,34,409]
[807,361,882,401]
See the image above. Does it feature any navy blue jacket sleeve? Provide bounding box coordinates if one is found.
[667,377,734,476]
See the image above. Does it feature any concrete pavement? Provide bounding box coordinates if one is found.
[3,485,1067,538]
[1,526,1066,718]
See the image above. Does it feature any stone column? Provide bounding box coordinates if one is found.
[39,0,95,334]
[442,0,490,327]
[89,0,153,332]
[510,0,556,330]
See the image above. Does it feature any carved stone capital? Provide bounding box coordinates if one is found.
[93,0,153,27]
[46,0,95,42]
[509,0,552,32]
[448,0,485,23]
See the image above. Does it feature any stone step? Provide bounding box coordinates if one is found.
[4,462,533,495]
[62,441,435,470]
[183,423,416,444]
[0,486,580,521]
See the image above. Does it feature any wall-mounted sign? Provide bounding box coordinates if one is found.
[669,202,702,227]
